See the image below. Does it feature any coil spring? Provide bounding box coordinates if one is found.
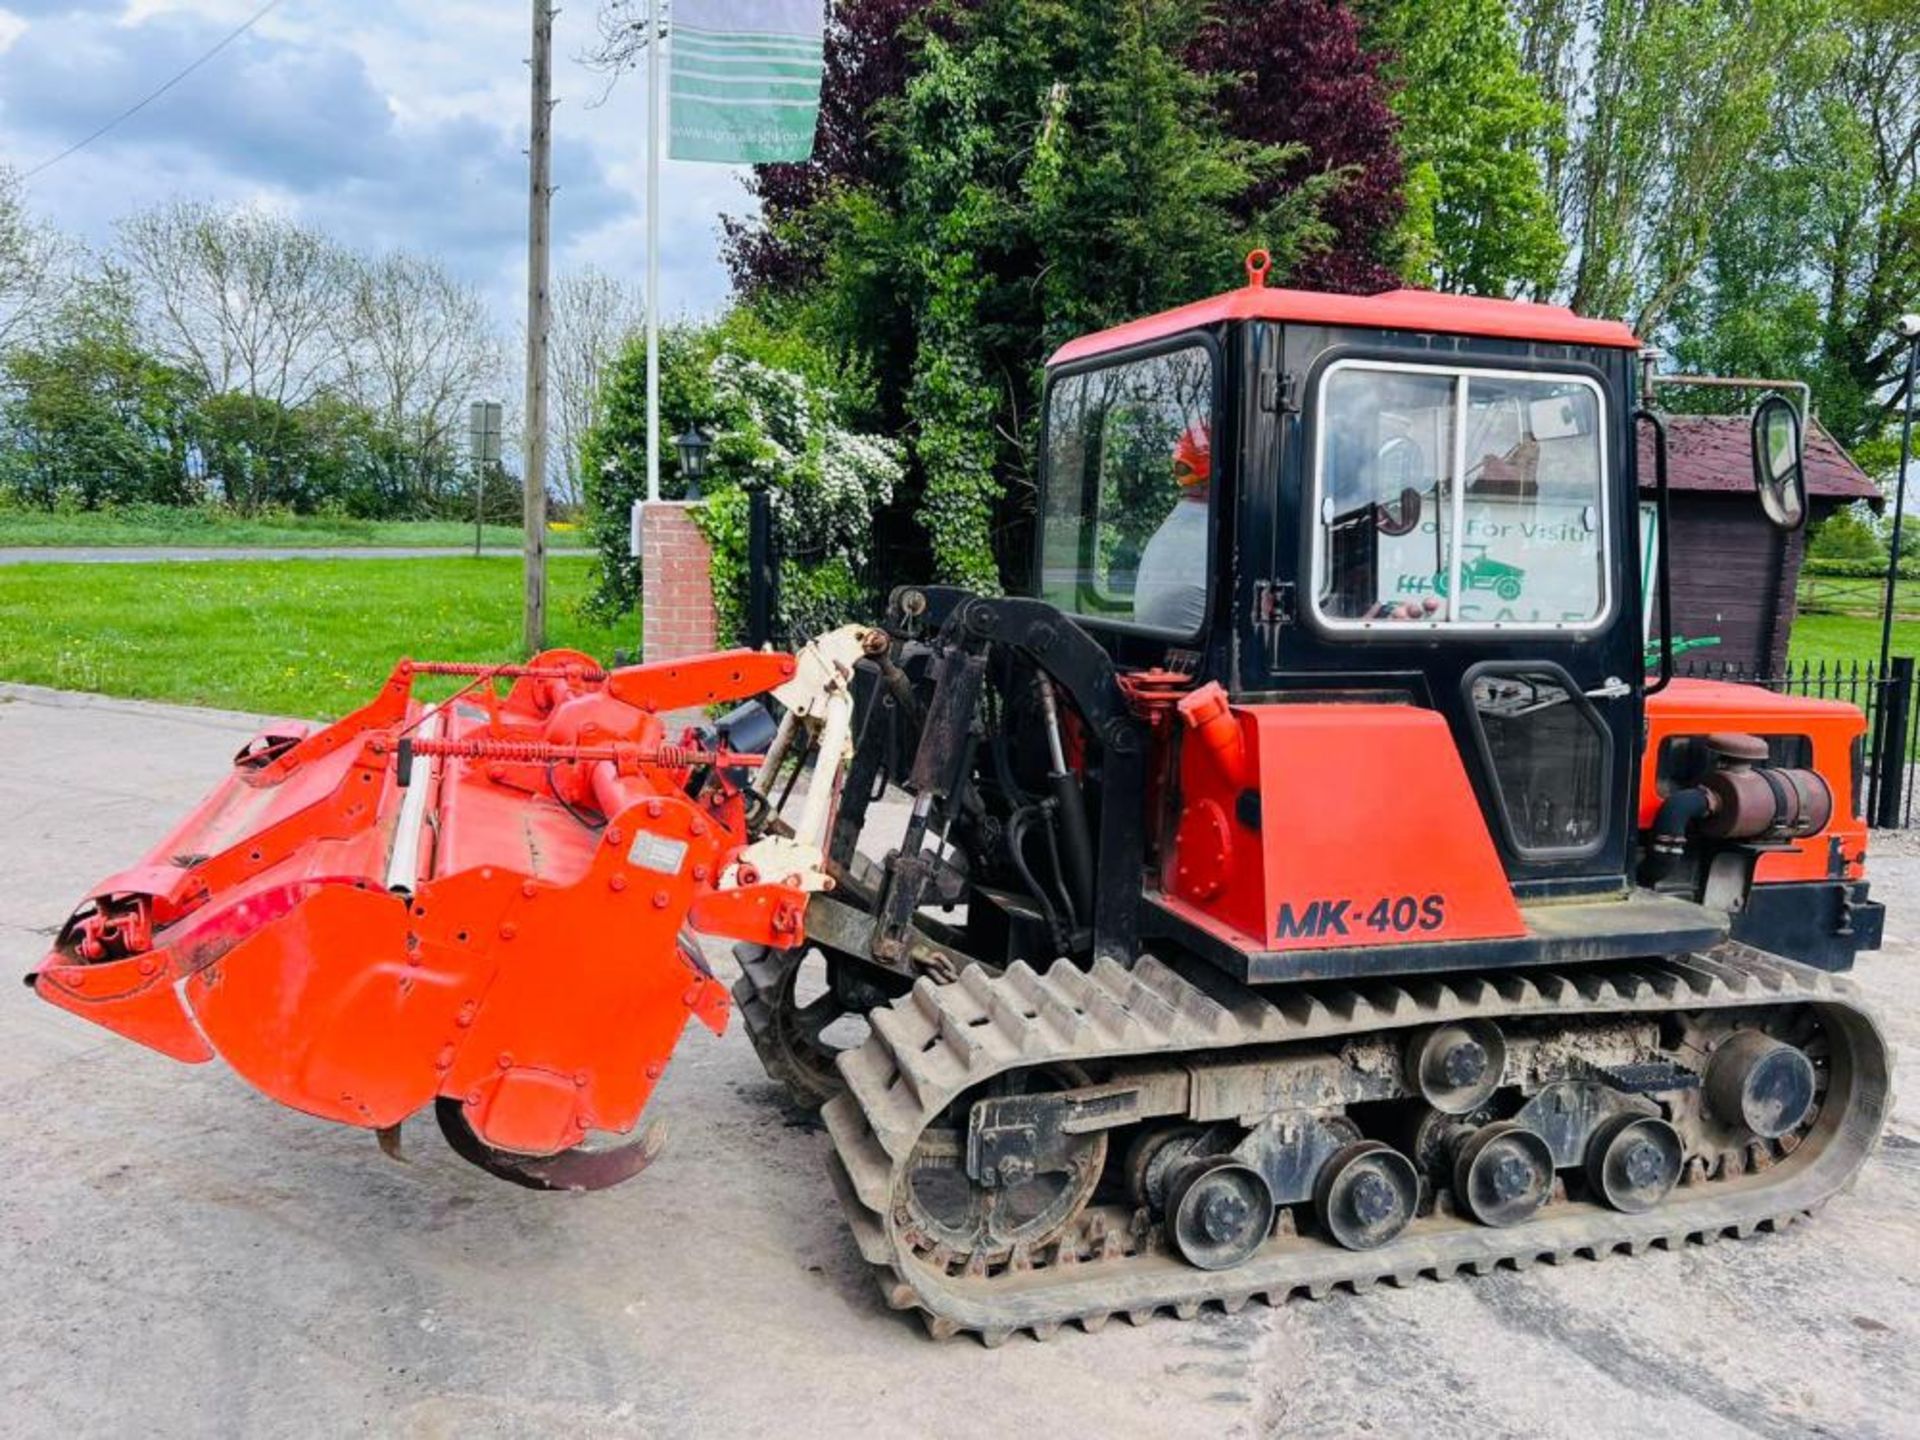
[382,736,740,769]
[404,661,608,683]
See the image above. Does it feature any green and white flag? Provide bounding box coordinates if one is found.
[669,0,825,164]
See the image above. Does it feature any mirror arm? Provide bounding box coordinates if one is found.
[1637,407,1675,697]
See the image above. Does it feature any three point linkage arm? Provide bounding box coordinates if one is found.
[812,587,1149,980]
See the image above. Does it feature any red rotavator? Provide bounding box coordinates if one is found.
[31,640,861,1189]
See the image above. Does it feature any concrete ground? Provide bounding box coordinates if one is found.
[0,682,1915,1440]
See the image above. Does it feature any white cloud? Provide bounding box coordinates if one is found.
[0,1,754,325]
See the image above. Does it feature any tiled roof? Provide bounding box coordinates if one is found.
[1636,414,1881,504]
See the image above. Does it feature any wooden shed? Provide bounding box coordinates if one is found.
[1636,415,1881,674]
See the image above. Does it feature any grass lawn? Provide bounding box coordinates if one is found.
[2,551,1910,722]
[0,556,630,719]
[0,509,588,550]
[1789,612,1920,670]
[1790,574,1920,670]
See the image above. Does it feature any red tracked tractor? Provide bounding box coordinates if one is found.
[31,254,1893,1342]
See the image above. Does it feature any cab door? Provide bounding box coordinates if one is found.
[1246,330,1643,899]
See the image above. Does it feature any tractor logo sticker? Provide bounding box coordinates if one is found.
[1432,548,1526,603]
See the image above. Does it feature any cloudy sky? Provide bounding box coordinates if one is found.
[0,0,755,322]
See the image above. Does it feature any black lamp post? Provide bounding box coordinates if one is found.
[673,424,713,500]
[741,471,775,649]
[1877,316,1920,682]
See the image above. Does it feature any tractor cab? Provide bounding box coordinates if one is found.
[1035,253,1867,973]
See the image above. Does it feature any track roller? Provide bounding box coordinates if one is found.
[1167,1159,1274,1271]
[1405,1020,1506,1114]
[1585,1113,1684,1213]
[1453,1121,1554,1227]
[1313,1140,1419,1251]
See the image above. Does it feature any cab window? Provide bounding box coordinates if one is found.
[1313,362,1610,632]
[1040,344,1214,635]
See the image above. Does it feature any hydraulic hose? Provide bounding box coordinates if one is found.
[1034,678,1096,927]
[1006,804,1070,956]
[1048,770,1096,927]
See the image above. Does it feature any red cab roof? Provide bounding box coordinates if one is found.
[1048,281,1641,367]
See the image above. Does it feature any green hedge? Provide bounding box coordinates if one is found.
[1801,557,1918,581]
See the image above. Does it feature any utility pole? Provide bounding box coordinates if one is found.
[522,0,554,653]
[645,0,661,505]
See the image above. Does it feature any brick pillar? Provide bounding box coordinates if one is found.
[640,501,720,662]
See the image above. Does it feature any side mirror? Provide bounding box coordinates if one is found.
[1751,395,1807,531]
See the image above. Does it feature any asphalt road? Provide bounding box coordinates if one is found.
[0,546,523,564]
[1,681,1915,1439]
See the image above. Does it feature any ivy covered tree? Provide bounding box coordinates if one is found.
[721,0,1397,588]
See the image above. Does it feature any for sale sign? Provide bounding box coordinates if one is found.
[1375,491,1608,625]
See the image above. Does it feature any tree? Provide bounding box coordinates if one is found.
[1361,0,1563,295]
[1809,503,1885,563]
[715,0,1404,304]
[0,275,201,509]
[191,389,391,515]
[117,202,354,510]
[103,203,505,517]
[1665,0,1919,448]
[118,201,352,408]
[0,167,66,355]
[1195,0,1405,295]
[1792,0,1920,447]
[1516,0,1837,334]
[339,250,503,516]
[550,266,644,510]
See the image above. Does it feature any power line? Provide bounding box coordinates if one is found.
[20,0,291,182]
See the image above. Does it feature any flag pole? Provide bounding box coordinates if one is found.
[645,0,661,506]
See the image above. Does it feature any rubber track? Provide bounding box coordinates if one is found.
[731,943,821,1106]
[730,943,783,1075]
[821,943,1892,1344]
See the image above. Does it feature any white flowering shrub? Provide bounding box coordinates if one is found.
[578,315,897,639]
[697,352,903,644]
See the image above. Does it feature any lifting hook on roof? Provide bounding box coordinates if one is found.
[1245,249,1271,288]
